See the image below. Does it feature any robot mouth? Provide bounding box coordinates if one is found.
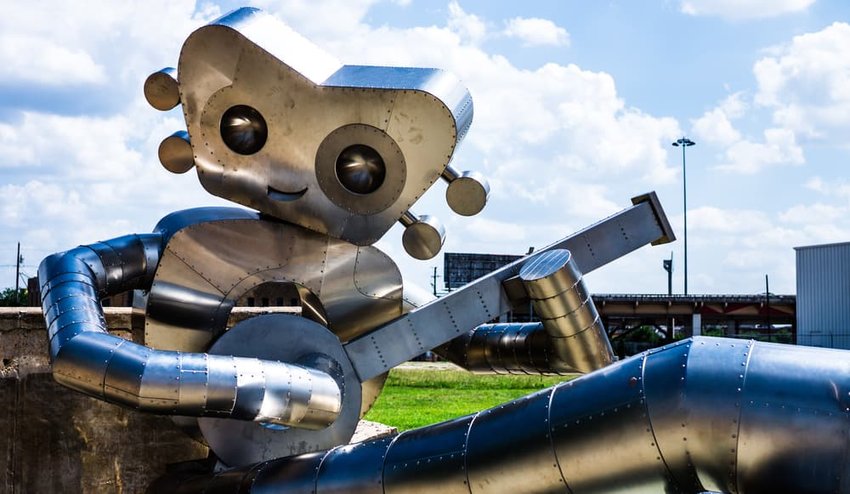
[267,185,307,202]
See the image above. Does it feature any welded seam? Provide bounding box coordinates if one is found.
[641,351,682,492]
[546,385,572,494]
[731,340,756,494]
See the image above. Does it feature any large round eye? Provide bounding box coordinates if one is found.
[220,105,268,155]
[335,144,386,194]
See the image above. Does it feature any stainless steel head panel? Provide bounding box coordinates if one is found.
[176,7,472,245]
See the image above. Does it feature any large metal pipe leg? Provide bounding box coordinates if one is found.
[155,337,850,494]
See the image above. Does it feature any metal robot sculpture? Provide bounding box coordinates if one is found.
[38,8,850,494]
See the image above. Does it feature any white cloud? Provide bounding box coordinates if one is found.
[0,36,106,86]
[503,17,570,47]
[690,206,773,235]
[804,176,850,201]
[779,203,844,224]
[680,0,816,20]
[692,93,745,147]
[693,91,804,174]
[448,1,487,44]
[754,22,850,139]
[0,0,218,103]
[716,127,804,174]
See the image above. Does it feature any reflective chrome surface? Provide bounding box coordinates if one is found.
[442,165,489,216]
[158,130,195,174]
[38,234,341,429]
[145,207,403,351]
[198,315,361,466]
[41,7,713,491]
[345,193,674,382]
[157,337,850,494]
[176,7,474,246]
[439,250,613,375]
[400,212,446,260]
[144,66,179,111]
[520,249,613,372]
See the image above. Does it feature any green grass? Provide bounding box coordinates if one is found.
[363,368,573,431]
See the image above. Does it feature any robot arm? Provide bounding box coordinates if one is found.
[39,233,342,429]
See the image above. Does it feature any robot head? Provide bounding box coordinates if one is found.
[146,8,488,253]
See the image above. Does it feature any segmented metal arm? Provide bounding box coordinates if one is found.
[39,233,341,429]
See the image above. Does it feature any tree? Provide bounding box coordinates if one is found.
[0,288,28,306]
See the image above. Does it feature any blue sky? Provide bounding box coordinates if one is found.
[1,0,848,296]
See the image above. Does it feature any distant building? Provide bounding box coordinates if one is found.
[796,241,850,349]
[443,252,521,290]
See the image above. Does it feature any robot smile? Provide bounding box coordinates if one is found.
[267,185,307,202]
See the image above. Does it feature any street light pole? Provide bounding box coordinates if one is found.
[672,137,695,295]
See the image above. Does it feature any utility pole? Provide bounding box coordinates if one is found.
[765,274,770,343]
[15,242,21,306]
[431,266,440,297]
[662,252,673,296]
[672,137,696,294]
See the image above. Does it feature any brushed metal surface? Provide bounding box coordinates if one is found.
[176,7,471,246]
[444,168,489,217]
[157,336,850,493]
[39,236,341,429]
[158,130,195,174]
[145,210,402,351]
[401,214,445,260]
[345,195,671,381]
[199,314,361,466]
[520,249,614,373]
[144,67,180,111]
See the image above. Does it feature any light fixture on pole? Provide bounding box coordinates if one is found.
[672,137,695,295]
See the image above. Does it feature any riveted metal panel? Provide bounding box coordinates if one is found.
[178,9,466,245]
[737,342,850,493]
[316,437,394,494]
[199,315,361,466]
[346,197,671,381]
[466,389,565,493]
[147,216,402,351]
[250,452,328,494]
[641,339,699,492]
[383,416,473,494]
[680,337,749,493]
[550,355,676,494]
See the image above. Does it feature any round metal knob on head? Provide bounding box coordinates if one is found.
[402,215,445,260]
[144,67,180,111]
[446,170,489,216]
[158,131,195,174]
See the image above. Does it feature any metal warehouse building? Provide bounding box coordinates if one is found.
[796,241,850,349]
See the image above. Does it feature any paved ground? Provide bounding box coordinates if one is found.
[395,360,464,371]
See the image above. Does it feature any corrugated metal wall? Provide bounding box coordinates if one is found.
[796,242,850,349]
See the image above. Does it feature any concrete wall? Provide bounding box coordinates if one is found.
[0,308,209,493]
[0,307,396,493]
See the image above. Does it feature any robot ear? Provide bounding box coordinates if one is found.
[158,131,195,174]
[399,212,445,260]
[144,67,180,111]
[441,164,489,216]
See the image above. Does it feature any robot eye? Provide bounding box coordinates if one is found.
[220,105,268,155]
[335,144,386,194]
